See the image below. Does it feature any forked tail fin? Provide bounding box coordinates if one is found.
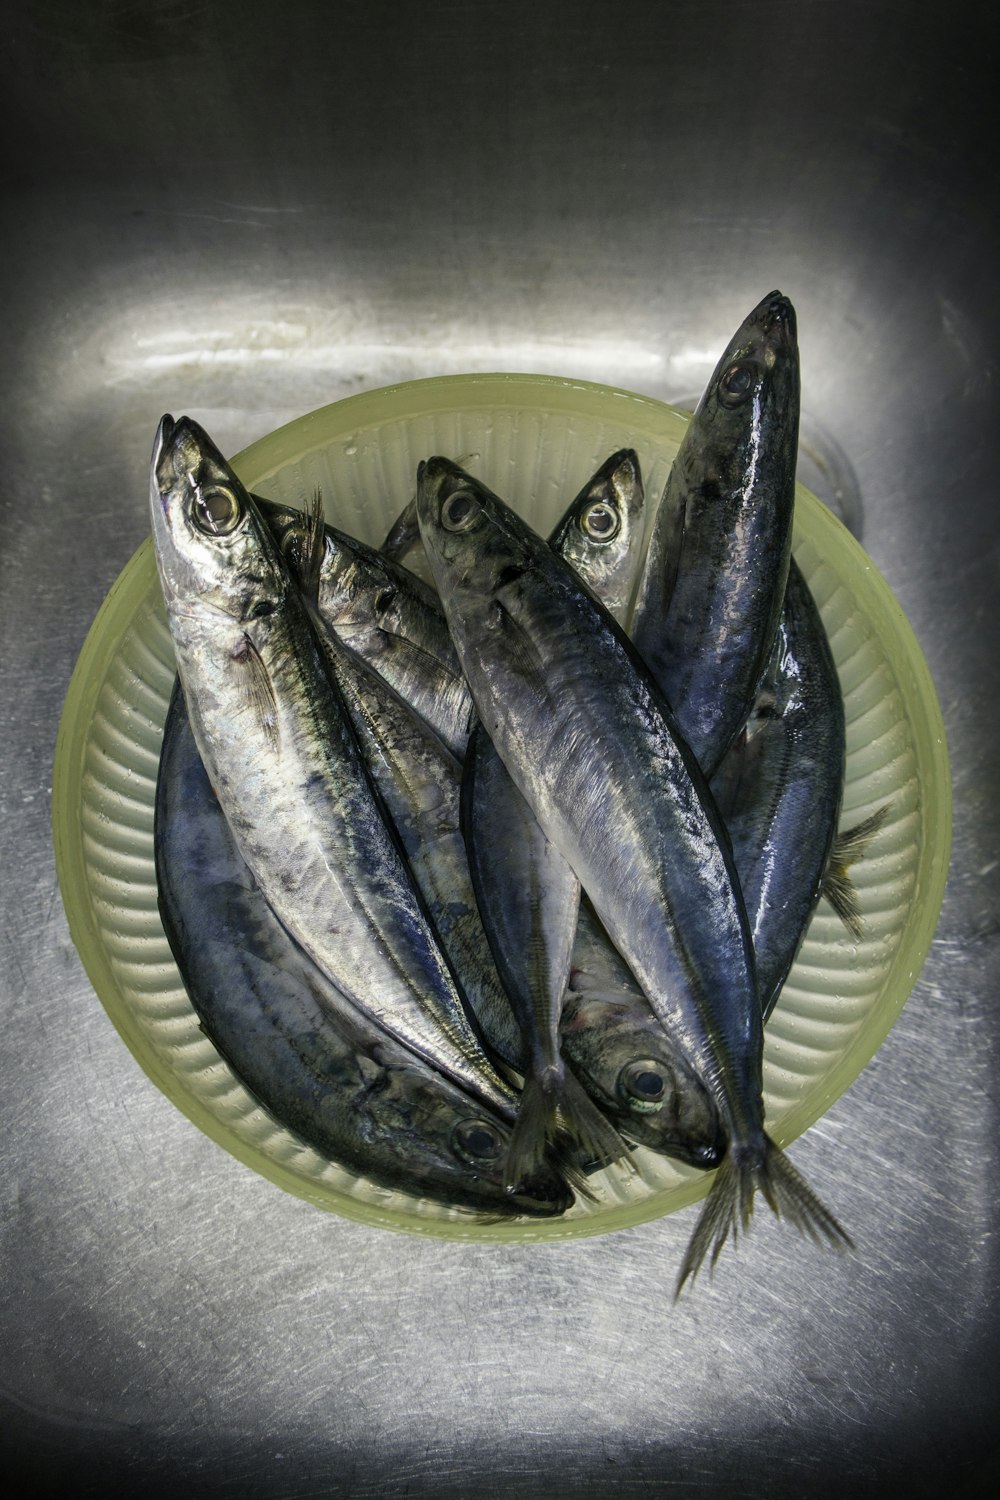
[504,1063,631,1195]
[675,1134,853,1297]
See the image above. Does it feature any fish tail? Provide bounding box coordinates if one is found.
[504,1064,630,1195]
[558,1066,634,1172]
[822,803,892,938]
[381,496,420,562]
[675,1135,853,1298]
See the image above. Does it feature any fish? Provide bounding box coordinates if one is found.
[461,451,646,1183]
[462,716,629,1180]
[260,496,474,759]
[302,616,522,1086]
[154,683,572,1217]
[631,291,800,779]
[149,416,519,1131]
[710,560,890,1017]
[416,456,851,1292]
[292,456,642,1184]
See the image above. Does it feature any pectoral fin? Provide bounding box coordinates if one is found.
[232,633,279,750]
[822,803,892,938]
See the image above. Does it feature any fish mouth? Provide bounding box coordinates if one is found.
[415,455,463,524]
[151,414,176,492]
[152,414,238,515]
[760,291,797,349]
[421,455,465,486]
[597,447,641,492]
[152,412,197,504]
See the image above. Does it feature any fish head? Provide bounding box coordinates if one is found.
[367,1071,574,1216]
[346,1025,573,1216]
[548,449,646,623]
[447,1112,575,1216]
[259,500,317,577]
[416,458,532,609]
[150,415,285,620]
[691,290,800,490]
[561,990,726,1168]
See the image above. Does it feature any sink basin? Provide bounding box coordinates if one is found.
[4,4,996,1495]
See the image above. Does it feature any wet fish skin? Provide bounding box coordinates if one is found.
[315,603,723,1178]
[415,456,759,1135]
[260,496,474,759]
[155,686,572,1217]
[712,559,890,1006]
[710,559,844,1020]
[149,416,515,1122]
[462,451,646,1180]
[306,542,704,1177]
[309,621,521,1078]
[416,457,850,1291]
[631,290,800,778]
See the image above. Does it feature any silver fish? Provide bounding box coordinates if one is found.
[261,497,474,759]
[631,291,800,778]
[416,457,851,1293]
[462,451,646,1182]
[149,416,516,1126]
[305,620,521,1085]
[712,562,888,1016]
[155,684,573,1217]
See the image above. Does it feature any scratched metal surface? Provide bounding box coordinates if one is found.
[2,1,997,1495]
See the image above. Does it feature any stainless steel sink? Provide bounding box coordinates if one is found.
[3,2,996,1494]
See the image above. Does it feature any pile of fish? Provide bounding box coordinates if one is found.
[150,291,886,1293]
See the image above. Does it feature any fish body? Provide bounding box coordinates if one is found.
[149,417,514,1122]
[462,452,646,1180]
[155,686,571,1217]
[631,291,800,778]
[310,622,520,1075]
[417,457,758,1134]
[260,497,474,758]
[710,559,845,1019]
[417,458,850,1288]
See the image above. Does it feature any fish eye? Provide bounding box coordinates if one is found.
[717,361,759,408]
[451,1117,505,1165]
[441,488,481,532]
[579,500,620,542]
[617,1059,669,1114]
[193,484,242,536]
[279,525,307,563]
